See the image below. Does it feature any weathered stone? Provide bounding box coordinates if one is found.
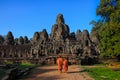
[0,14,100,65]
[82,30,91,47]
[90,32,100,56]
[0,35,4,45]
[32,32,40,42]
[50,14,69,41]
[39,29,48,41]
[56,14,65,24]
[24,36,29,44]
[69,32,76,40]
[76,29,82,42]
[14,38,18,45]
[18,36,24,45]
[4,31,14,45]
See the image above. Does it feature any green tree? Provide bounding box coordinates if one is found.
[97,0,116,21]
[91,0,120,58]
[90,20,103,41]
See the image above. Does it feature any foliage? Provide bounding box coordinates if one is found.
[91,0,120,58]
[17,60,35,69]
[97,0,116,22]
[83,66,120,80]
[90,20,103,41]
[5,60,13,65]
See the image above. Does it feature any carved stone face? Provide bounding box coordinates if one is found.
[56,14,65,24]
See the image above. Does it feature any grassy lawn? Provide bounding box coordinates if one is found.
[82,65,120,80]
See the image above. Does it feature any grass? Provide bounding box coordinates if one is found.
[82,65,120,80]
[17,60,36,69]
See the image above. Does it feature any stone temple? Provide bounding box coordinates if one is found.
[0,14,99,65]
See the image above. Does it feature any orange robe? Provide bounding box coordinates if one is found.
[57,58,63,72]
[63,59,68,72]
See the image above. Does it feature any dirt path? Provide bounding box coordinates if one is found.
[25,65,94,80]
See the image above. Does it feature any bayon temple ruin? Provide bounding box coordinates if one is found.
[0,14,99,65]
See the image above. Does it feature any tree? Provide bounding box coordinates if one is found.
[97,0,116,22]
[90,20,103,41]
[91,0,120,58]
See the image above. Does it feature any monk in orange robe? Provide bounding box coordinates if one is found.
[57,56,63,73]
[63,57,68,73]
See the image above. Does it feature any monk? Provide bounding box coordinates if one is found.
[63,57,68,73]
[57,56,63,73]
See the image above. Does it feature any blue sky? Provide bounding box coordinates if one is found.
[0,0,100,39]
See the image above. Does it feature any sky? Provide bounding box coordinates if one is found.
[0,0,100,39]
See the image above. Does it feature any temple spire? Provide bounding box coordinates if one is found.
[56,14,65,24]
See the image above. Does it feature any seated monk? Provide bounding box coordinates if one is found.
[63,57,68,73]
[57,56,63,73]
